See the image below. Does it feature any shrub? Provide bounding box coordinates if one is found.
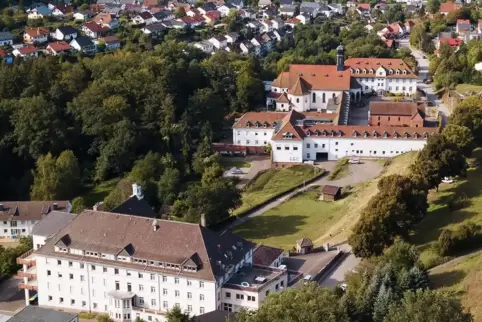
[328,158,349,180]
[437,222,482,256]
[447,194,470,211]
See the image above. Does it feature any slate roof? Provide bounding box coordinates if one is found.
[31,211,76,238]
[0,201,70,221]
[74,36,94,47]
[0,32,13,41]
[253,245,284,266]
[57,25,78,35]
[296,237,313,247]
[36,210,255,281]
[196,311,237,322]
[8,306,77,322]
[111,195,156,218]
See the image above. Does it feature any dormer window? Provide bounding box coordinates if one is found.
[337,130,343,137]
[353,131,358,137]
[396,69,400,75]
[263,122,268,128]
[372,131,378,138]
[314,130,319,136]
[363,131,368,138]
[383,131,388,138]
[393,132,399,138]
[370,68,374,73]
[413,132,419,138]
[403,132,409,138]
[423,132,428,138]
[363,69,367,74]
[330,130,335,137]
[403,70,407,75]
[389,69,393,74]
[272,121,277,128]
[306,130,311,136]
[356,68,360,74]
[283,132,294,139]
[246,121,251,128]
[322,130,327,136]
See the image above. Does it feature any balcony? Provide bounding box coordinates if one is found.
[17,265,37,279]
[18,280,37,291]
[16,249,35,266]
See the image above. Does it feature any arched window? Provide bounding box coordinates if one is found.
[322,93,326,103]
[312,92,316,103]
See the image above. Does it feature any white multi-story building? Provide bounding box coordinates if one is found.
[231,110,438,165]
[0,201,71,239]
[18,211,288,321]
[267,46,417,111]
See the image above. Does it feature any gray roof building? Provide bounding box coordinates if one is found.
[8,306,77,322]
[31,211,76,238]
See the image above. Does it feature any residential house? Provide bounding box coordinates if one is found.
[295,13,310,25]
[194,40,214,54]
[327,3,343,15]
[52,26,78,41]
[0,32,13,46]
[82,22,107,38]
[198,2,217,15]
[437,37,463,51]
[456,19,471,33]
[153,10,175,22]
[103,5,122,16]
[23,27,49,44]
[253,245,284,268]
[279,5,297,17]
[405,20,414,33]
[300,2,319,17]
[258,0,272,6]
[186,8,201,17]
[167,19,187,29]
[92,13,119,29]
[141,22,166,37]
[46,41,72,55]
[27,6,52,19]
[285,17,301,27]
[356,3,371,15]
[132,11,155,25]
[52,4,73,16]
[209,35,228,49]
[73,10,94,21]
[12,45,39,58]
[225,32,239,43]
[374,3,389,13]
[0,201,71,238]
[273,28,289,41]
[262,7,277,18]
[240,40,259,55]
[271,18,284,29]
[217,4,232,17]
[262,20,273,32]
[123,4,143,12]
[439,1,462,15]
[239,8,256,19]
[181,16,204,28]
[279,0,293,7]
[102,35,121,50]
[203,11,220,25]
[318,5,332,17]
[346,0,357,7]
[70,36,96,54]
[246,20,263,33]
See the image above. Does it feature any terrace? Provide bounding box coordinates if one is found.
[223,265,287,292]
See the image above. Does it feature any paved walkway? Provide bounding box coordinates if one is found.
[318,243,360,289]
[226,160,383,230]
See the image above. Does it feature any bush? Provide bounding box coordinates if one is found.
[328,158,349,180]
[447,194,470,211]
[78,312,98,319]
[437,222,482,256]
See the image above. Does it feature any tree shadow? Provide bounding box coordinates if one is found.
[283,257,307,271]
[429,269,467,291]
[232,215,307,240]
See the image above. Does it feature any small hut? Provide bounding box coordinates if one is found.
[296,238,313,254]
[320,185,341,201]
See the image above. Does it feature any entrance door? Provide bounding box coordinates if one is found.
[316,152,328,161]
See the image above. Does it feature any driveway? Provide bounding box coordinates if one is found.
[0,278,25,312]
[398,39,450,124]
[318,244,360,289]
[223,156,271,189]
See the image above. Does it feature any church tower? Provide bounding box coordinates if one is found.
[336,45,345,72]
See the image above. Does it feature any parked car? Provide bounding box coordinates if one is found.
[303,275,313,284]
[230,167,243,175]
[348,157,361,164]
[442,177,454,184]
[339,283,347,291]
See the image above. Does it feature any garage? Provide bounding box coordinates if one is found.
[316,152,328,161]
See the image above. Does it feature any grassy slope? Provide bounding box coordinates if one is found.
[430,252,482,321]
[455,84,482,95]
[233,165,323,216]
[220,158,251,169]
[411,149,482,268]
[234,153,416,249]
[81,178,120,207]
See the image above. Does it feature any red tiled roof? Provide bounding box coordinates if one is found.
[144,0,158,6]
[205,11,219,20]
[439,38,463,47]
[24,27,49,37]
[47,41,71,52]
[322,185,341,196]
[272,65,351,91]
[103,35,119,43]
[233,112,287,129]
[440,1,459,13]
[55,4,73,14]
[370,102,421,118]
[0,48,6,57]
[253,245,283,266]
[357,3,370,10]
[83,22,105,32]
[92,13,113,24]
[345,58,417,79]
[18,45,38,54]
[457,19,470,24]
[271,110,306,141]
[286,18,300,24]
[385,39,394,48]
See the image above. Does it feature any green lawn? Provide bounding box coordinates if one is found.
[220,158,251,169]
[328,158,349,181]
[455,84,482,95]
[232,165,323,216]
[233,189,351,250]
[411,149,482,268]
[233,153,417,249]
[81,178,120,207]
[430,252,482,321]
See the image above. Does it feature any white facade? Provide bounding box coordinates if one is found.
[0,219,39,238]
[233,128,275,147]
[354,76,417,95]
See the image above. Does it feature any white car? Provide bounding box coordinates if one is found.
[303,275,313,285]
[340,283,347,291]
[348,158,361,164]
[230,167,243,175]
[442,177,454,184]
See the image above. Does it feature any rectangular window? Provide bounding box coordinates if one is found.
[314,144,318,148]
[91,265,95,270]
[139,273,143,278]
[163,301,168,309]
[48,296,52,301]
[322,144,325,148]
[71,299,75,305]
[139,297,144,305]
[225,292,231,298]
[306,143,310,148]
[187,280,192,286]
[103,267,107,273]
[150,274,155,281]
[188,305,192,312]
[82,301,86,307]
[200,294,205,301]
[151,299,156,306]
[200,307,205,314]
[236,294,245,300]
[139,284,144,291]
[47,270,51,276]
[188,292,192,299]
[114,269,119,275]
[293,146,298,150]
[59,297,64,303]
[115,281,120,290]
[307,153,310,159]
[335,142,338,145]
[175,277,179,284]
[162,276,167,282]
[127,283,132,292]
[163,288,167,295]
[69,274,73,280]
[200,281,204,288]
[57,260,61,266]
[284,146,289,150]
[276,146,281,150]
[175,290,180,297]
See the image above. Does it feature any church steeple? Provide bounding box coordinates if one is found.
[336,45,345,72]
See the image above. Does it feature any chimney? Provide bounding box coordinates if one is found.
[152,219,158,231]
[200,214,206,227]
[131,183,143,200]
[52,203,58,210]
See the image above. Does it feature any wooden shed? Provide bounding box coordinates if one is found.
[320,185,341,201]
[296,238,313,254]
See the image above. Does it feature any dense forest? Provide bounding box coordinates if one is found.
[0,20,412,224]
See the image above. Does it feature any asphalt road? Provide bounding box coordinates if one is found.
[398,38,450,125]
[318,244,360,289]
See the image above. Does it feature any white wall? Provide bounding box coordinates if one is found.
[233,128,274,146]
[274,90,343,112]
[0,220,39,238]
[271,141,303,163]
[355,77,417,95]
